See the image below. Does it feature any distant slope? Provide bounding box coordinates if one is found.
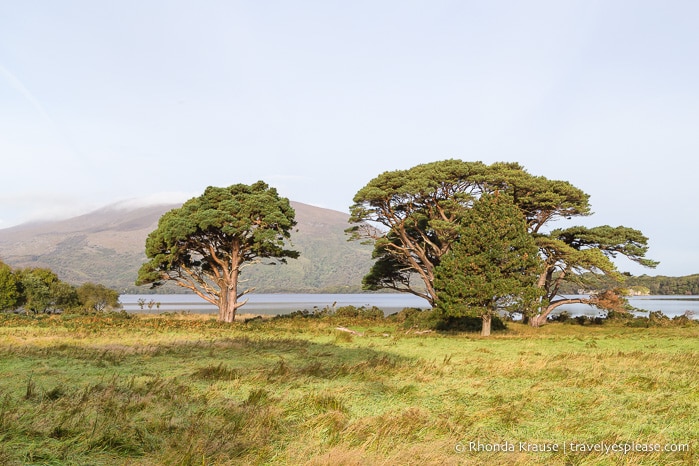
[0,201,374,293]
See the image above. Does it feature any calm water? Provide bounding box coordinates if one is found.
[119,293,699,319]
[119,293,431,315]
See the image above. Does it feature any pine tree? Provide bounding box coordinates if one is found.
[435,193,542,336]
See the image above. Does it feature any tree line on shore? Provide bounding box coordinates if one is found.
[0,262,120,314]
[553,272,699,296]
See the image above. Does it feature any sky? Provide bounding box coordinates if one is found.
[1,1,698,277]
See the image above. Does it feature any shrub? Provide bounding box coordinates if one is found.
[549,311,572,323]
[572,315,605,326]
[273,307,333,320]
[387,307,423,323]
[397,308,444,330]
[274,305,385,321]
[672,311,698,326]
[606,310,634,321]
[334,305,383,320]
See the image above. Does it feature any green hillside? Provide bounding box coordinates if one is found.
[0,201,374,293]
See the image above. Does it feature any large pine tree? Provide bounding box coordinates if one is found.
[136,181,298,323]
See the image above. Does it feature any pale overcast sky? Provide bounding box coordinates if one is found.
[1,1,698,277]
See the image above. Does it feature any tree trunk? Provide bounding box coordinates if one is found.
[530,314,545,327]
[219,285,238,323]
[530,297,587,327]
[481,314,492,337]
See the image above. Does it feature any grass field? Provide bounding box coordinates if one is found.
[0,311,696,465]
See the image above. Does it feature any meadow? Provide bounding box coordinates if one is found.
[0,311,696,465]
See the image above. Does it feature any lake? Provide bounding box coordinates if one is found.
[119,293,699,319]
[120,293,431,315]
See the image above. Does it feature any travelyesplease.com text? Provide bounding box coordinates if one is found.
[455,440,690,455]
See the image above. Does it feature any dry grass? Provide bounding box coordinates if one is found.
[0,313,695,465]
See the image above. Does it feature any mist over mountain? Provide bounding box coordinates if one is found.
[0,201,374,293]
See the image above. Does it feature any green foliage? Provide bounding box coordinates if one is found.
[334,305,384,320]
[0,263,121,315]
[0,261,20,310]
[349,159,658,328]
[76,282,121,313]
[553,225,659,268]
[534,225,658,325]
[624,274,699,295]
[481,161,592,232]
[555,273,699,296]
[626,310,698,328]
[549,309,698,328]
[434,194,542,335]
[273,305,384,321]
[15,267,79,313]
[137,181,298,322]
[348,159,593,305]
[348,160,491,304]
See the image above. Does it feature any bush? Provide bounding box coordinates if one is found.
[606,310,635,321]
[334,305,383,320]
[395,308,507,333]
[549,311,572,323]
[394,308,444,330]
[274,305,385,321]
[648,310,670,325]
[572,315,605,326]
[672,311,698,326]
[273,307,333,320]
[386,307,422,323]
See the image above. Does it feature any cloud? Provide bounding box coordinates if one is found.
[110,192,197,210]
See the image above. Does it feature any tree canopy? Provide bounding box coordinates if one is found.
[76,283,121,313]
[16,268,79,313]
[136,181,298,322]
[348,160,592,305]
[348,160,489,304]
[349,159,657,326]
[531,225,658,326]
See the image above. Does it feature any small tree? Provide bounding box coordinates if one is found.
[76,283,120,313]
[16,268,79,313]
[136,181,298,323]
[435,193,542,336]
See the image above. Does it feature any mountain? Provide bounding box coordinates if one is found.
[0,201,375,293]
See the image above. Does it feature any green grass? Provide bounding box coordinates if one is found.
[0,313,696,465]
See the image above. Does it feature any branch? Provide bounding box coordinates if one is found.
[233,297,249,310]
[538,296,590,322]
[237,286,255,300]
[239,259,261,271]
